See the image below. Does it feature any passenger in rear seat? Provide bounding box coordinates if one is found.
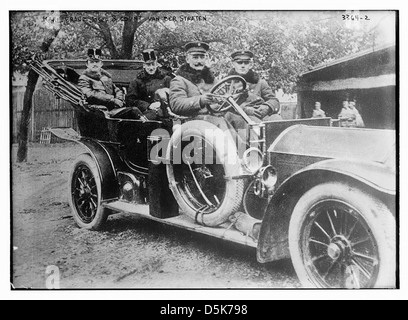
[126,49,173,120]
[78,48,143,119]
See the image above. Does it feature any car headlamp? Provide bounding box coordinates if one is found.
[260,165,278,190]
[254,165,278,197]
[242,147,264,174]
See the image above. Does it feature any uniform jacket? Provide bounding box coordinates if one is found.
[169,64,215,116]
[312,109,326,118]
[228,69,280,114]
[126,69,172,112]
[78,69,124,111]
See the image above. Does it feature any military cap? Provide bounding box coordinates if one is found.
[142,49,157,63]
[87,48,102,61]
[231,50,255,61]
[184,41,210,54]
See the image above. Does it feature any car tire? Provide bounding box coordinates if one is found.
[166,120,244,226]
[288,181,396,288]
[68,153,109,230]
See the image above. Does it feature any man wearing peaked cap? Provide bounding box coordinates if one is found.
[231,50,254,61]
[228,49,281,121]
[126,49,173,120]
[169,41,216,116]
[184,41,210,53]
[78,48,141,119]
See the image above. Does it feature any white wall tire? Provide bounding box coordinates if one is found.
[166,120,244,226]
[288,182,396,288]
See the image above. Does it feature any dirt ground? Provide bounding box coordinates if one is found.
[11,142,300,289]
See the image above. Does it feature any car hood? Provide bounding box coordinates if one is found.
[268,125,396,165]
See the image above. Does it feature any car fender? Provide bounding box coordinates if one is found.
[75,138,121,201]
[257,158,396,263]
[48,127,122,201]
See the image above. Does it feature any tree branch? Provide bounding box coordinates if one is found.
[83,20,101,32]
[121,11,160,59]
[97,20,119,58]
[136,11,160,28]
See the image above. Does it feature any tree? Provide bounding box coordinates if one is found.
[12,11,62,162]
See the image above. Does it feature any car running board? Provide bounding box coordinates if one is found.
[103,201,258,248]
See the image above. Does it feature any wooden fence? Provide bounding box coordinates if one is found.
[12,87,78,143]
[12,85,297,143]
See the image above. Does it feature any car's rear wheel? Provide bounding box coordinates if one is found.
[166,120,244,226]
[69,153,109,230]
[289,182,395,288]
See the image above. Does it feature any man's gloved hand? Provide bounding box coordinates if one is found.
[254,104,270,119]
[199,93,214,108]
[113,98,124,108]
[243,106,257,117]
[154,88,170,102]
[149,101,162,112]
[244,105,270,119]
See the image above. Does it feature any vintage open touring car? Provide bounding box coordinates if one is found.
[31,58,397,289]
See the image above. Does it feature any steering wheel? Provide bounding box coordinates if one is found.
[207,76,247,114]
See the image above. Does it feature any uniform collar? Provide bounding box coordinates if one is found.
[228,69,260,84]
[176,63,215,84]
[83,68,112,80]
[137,68,166,81]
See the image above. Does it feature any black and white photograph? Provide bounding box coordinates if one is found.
[6,3,403,298]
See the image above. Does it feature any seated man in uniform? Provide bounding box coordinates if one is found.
[126,49,173,120]
[78,48,141,119]
[169,41,216,117]
[228,50,282,121]
[169,42,264,147]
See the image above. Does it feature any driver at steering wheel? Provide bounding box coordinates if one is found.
[169,41,262,145]
[228,50,282,121]
[169,41,216,116]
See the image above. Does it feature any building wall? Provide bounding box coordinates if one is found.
[297,86,395,129]
[296,45,396,129]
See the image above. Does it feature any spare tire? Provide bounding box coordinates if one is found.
[166,120,244,226]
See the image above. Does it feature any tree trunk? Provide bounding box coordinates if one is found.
[16,27,60,162]
[121,26,136,59]
[98,22,120,59]
[121,12,138,59]
[16,70,39,162]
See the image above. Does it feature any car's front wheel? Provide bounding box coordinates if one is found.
[288,181,395,289]
[68,153,109,230]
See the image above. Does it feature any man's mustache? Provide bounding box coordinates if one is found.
[194,63,204,67]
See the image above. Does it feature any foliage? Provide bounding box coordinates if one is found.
[11,11,379,93]
[11,11,61,75]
